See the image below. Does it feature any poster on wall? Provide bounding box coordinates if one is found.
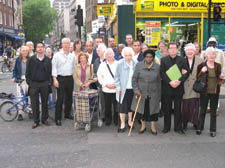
[145,21,161,46]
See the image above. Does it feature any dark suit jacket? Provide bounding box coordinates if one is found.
[92,48,99,64]
[137,53,144,62]
[160,55,189,95]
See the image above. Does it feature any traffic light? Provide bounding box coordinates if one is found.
[74,5,83,26]
[213,6,222,21]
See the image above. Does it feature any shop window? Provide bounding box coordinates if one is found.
[136,18,169,48]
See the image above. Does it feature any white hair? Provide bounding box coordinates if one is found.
[46,47,52,52]
[26,41,34,46]
[184,43,196,51]
[104,48,115,59]
[20,45,29,51]
[61,37,70,43]
[97,43,107,52]
[206,47,216,56]
[121,47,135,58]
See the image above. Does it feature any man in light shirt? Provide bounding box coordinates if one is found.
[52,38,76,126]
[132,40,144,62]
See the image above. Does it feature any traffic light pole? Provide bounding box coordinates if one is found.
[78,25,81,39]
[208,0,211,40]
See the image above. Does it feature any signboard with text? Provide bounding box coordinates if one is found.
[97,4,113,16]
[136,0,225,12]
[145,21,161,46]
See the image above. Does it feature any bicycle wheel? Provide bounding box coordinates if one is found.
[1,63,8,73]
[0,101,18,122]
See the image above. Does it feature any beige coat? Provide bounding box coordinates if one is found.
[73,64,95,91]
[183,56,203,99]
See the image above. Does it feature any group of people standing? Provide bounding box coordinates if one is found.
[11,34,224,137]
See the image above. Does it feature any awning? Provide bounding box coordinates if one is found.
[6,33,25,40]
[11,34,25,40]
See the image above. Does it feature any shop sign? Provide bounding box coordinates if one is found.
[136,0,225,12]
[4,28,16,34]
[145,21,161,46]
[97,4,113,16]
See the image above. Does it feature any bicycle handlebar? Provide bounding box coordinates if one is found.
[15,79,25,84]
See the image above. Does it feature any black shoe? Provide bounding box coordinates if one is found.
[210,132,216,137]
[64,115,73,120]
[175,129,185,134]
[151,129,158,135]
[162,129,170,134]
[139,128,146,134]
[196,130,201,135]
[17,114,23,121]
[56,120,62,126]
[117,127,126,133]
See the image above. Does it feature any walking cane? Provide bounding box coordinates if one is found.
[117,93,121,131]
[128,95,141,136]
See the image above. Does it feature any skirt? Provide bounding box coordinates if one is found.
[137,98,158,122]
[119,89,133,114]
[182,98,200,126]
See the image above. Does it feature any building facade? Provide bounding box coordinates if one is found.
[85,0,98,36]
[0,0,24,56]
[53,0,70,13]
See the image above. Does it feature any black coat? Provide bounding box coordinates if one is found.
[92,48,99,64]
[25,55,52,86]
[160,55,189,95]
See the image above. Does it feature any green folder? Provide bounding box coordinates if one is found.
[166,64,182,81]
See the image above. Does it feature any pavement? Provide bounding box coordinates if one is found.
[0,72,225,168]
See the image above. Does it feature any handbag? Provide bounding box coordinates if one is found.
[193,64,207,93]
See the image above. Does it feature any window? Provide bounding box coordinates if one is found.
[0,12,2,24]
[9,15,13,27]
[4,13,6,25]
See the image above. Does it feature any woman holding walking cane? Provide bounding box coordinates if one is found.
[115,47,137,133]
[131,49,161,135]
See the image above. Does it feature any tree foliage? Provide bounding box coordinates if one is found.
[23,0,58,44]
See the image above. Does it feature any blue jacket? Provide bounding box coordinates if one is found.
[12,57,29,79]
[114,59,137,103]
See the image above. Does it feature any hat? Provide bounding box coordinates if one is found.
[207,37,217,44]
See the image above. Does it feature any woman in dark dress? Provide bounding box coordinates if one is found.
[131,49,161,135]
